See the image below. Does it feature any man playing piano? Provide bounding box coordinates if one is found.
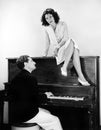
[8,55,63,130]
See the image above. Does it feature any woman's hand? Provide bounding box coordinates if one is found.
[53,47,59,56]
[53,44,61,56]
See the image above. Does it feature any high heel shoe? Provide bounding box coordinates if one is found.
[78,78,90,86]
[61,67,67,76]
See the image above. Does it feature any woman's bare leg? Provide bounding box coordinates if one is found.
[73,48,88,82]
[61,40,90,85]
[61,40,74,74]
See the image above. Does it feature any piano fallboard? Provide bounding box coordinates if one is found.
[38,83,94,97]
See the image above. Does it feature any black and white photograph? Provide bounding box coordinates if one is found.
[0,0,101,130]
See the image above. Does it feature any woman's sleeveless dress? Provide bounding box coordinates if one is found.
[44,21,79,65]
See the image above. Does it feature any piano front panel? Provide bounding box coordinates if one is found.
[8,56,99,85]
[33,56,99,86]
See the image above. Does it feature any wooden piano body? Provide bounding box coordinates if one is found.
[6,56,100,130]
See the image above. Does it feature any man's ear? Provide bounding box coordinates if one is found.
[24,62,27,67]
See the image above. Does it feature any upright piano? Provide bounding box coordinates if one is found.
[6,56,100,130]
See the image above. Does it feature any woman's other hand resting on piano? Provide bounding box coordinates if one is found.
[41,8,90,86]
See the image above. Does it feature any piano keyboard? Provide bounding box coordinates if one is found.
[48,96,84,101]
[45,92,84,101]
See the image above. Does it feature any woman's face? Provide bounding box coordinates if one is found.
[45,13,55,25]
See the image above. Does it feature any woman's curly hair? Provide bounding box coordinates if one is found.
[41,8,60,26]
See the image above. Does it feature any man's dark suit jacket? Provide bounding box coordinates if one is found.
[9,69,39,123]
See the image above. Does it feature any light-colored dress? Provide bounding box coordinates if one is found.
[44,21,79,65]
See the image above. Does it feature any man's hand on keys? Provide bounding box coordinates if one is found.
[45,92,54,98]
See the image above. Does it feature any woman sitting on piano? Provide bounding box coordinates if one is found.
[41,8,90,86]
